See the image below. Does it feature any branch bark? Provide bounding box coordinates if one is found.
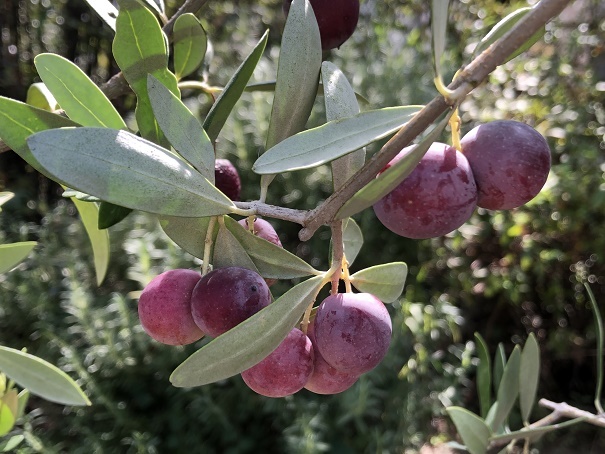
[297,0,572,241]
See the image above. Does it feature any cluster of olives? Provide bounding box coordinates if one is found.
[373,120,552,239]
[138,264,392,397]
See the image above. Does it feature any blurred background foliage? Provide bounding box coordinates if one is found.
[0,0,604,452]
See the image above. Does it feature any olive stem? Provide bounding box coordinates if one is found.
[201,216,217,276]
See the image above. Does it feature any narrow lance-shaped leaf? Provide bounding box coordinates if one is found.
[519,333,540,423]
[473,6,545,63]
[431,0,450,88]
[34,53,127,130]
[98,202,133,229]
[170,275,325,387]
[585,283,604,414]
[0,434,24,451]
[493,343,507,394]
[0,192,14,209]
[224,215,319,279]
[82,0,118,32]
[261,0,322,191]
[212,220,260,272]
[27,128,235,218]
[0,397,16,436]
[322,61,365,190]
[474,332,492,419]
[113,0,179,146]
[159,215,215,259]
[148,74,214,181]
[446,407,491,454]
[26,83,59,111]
[253,106,422,175]
[349,262,407,303]
[71,198,110,286]
[173,13,207,79]
[342,217,363,265]
[0,96,78,175]
[0,242,37,275]
[337,110,451,219]
[0,345,91,406]
[203,30,269,143]
[489,345,521,432]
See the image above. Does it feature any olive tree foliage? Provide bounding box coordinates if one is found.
[1,0,605,452]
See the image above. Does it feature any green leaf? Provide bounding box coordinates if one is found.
[490,418,585,444]
[474,333,492,419]
[254,106,422,175]
[212,221,259,272]
[203,30,269,143]
[446,407,491,454]
[0,434,24,452]
[265,0,321,150]
[0,345,91,406]
[473,7,544,63]
[98,202,133,229]
[70,198,110,286]
[147,74,214,180]
[26,83,59,111]
[0,242,37,275]
[113,0,179,146]
[336,110,451,219]
[170,275,325,387]
[431,0,450,87]
[34,53,127,130]
[26,127,235,217]
[261,0,322,191]
[519,333,540,423]
[0,192,14,211]
[322,61,365,191]
[489,345,521,432]
[173,13,207,79]
[585,283,604,414]
[82,0,117,32]
[16,389,29,419]
[1,390,18,420]
[349,262,407,303]
[342,218,363,265]
[493,343,507,394]
[159,215,215,259]
[0,399,15,436]
[0,96,78,175]
[224,216,319,279]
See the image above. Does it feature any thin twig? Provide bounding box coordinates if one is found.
[298,0,572,241]
[538,399,605,428]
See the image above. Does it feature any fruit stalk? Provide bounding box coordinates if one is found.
[298,0,571,241]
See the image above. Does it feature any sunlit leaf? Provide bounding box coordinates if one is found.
[147,75,214,180]
[82,0,117,32]
[159,215,215,259]
[113,0,179,146]
[342,218,363,265]
[0,96,78,175]
[34,53,127,130]
[519,333,540,423]
[350,262,407,303]
[475,333,492,418]
[224,216,319,279]
[170,275,325,387]
[70,198,110,286]
[26,83,59,111]
[336,110,451,219]
[489,345,521,431]
[473,6,544,63]
[446,407,491,454]
[98,202,133,229]
[261,0,322,190]
[173,13,207,79]
[0,242,37,275]
[203,30,269,143]
[212,221,259,272]
[0,346,91,406]
[322,61,365,190]
[1,390,18,420]
[431,0,450,88]
[27,128,235,217]
[141,0,164,16]
[0,400,15,436]
[254,106,422,175]
[0,192,14,211]
[0,434,24,452]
